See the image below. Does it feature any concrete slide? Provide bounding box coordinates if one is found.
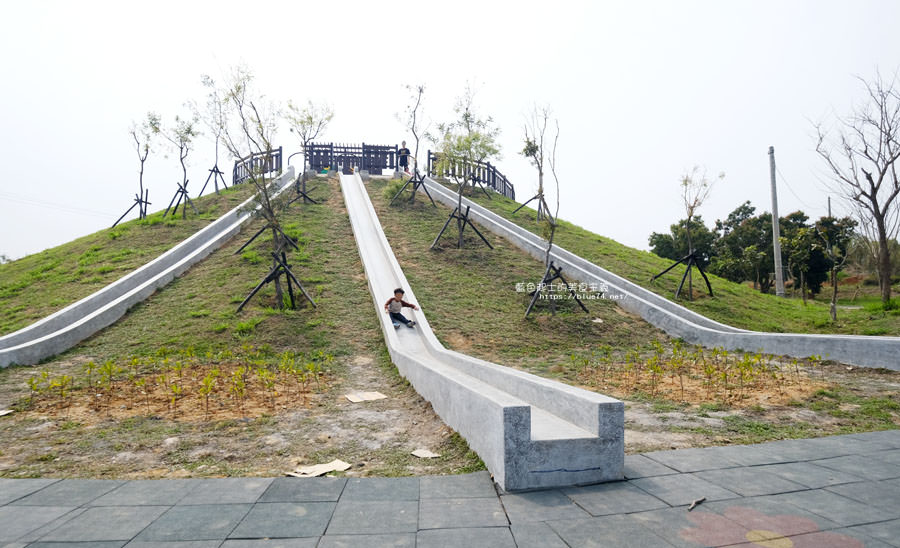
[0,168,295,368]
[340,173,624,492]
[422,177,900,371]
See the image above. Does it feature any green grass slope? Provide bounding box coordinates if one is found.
[0,185,254,336]
[429,181,900,336]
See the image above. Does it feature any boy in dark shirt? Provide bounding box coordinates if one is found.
[398,141,412,174]
[384,287,418,328]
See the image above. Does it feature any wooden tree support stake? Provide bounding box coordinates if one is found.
[650,251,713,300]
[163,181,199,219]
[234,223,300,256]
[524,261,590,318]
[390,169,436,207]
[112,189,151,228]
[430,205,493,250]
[237,252,316,312]
[197,164,228,197]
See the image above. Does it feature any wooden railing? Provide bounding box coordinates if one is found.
[426,150,515,200]
[305,142,399,175]
[233,147,283,186]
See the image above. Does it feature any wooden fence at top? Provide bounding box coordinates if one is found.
[232,147,283,186]
[305,142,398,174]
[426,150,515,200]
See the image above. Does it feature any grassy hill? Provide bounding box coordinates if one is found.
[427,180,900,337]
[0,176,895,480]
[0,185,254,336]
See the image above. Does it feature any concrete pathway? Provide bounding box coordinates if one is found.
[1,431,899,547]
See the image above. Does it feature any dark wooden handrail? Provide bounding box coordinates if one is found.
[233,147,283,186]
[426,150,515,200]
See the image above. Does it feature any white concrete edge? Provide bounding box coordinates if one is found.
[0,168,295,367]
[422,178,900,370]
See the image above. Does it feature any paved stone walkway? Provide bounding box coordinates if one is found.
[1,431,899,547]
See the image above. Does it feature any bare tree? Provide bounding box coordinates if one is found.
[816,71,900,304]
[192,75,229,194]
[518,105,553,222]
[680,166,721,296]
[161,114,201,219]
[116,112,159,226]
[815,216,857,321]
[219,66,293,309]
[286,99,334,193]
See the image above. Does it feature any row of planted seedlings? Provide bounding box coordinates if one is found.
[22,344,333,420]
[570,340,824,405]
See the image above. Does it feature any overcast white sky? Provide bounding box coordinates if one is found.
[1,0,898,260]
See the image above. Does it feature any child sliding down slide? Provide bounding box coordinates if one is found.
[384,288,419,329]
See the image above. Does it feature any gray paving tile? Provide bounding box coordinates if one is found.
[770,489,897,526]
[641,447,743,473]
[0,479,59,506]
[754,461,864,488]
[176,479,272,505]
[41,505,169,541]
[0,506,74,542]
[125,542,222,548]
[509,522,568,548]
[338,478,418,502]
[418,472,495,499]
[228,502,333,539]
[865,448,900,466]
[630,506,748,548]
[25,542,126,548]
[843,431,900,452]
[623,455,678,479]
[11,480,123,507]
[316,533,415,547]
[760,438,850,462]
[694,467,807,496]
[500,490,590,523]
[222,538,319,547]
[813,455,900,481]
[705,443,793,466]
[90,480,195,506]
[701,495,841,534]
[548,514,676,547]
[826,479,900,511]
[326,501,417,535]
[416,527,515,548]
[135,504,251,541]
[418,497,507,529]
[770,527,895,548]
[562,481,668,516]
[258,478,345,503]
[630,473,740,507]
[798,435,868,460]
[847,518,900,547]
[12,508,87,544]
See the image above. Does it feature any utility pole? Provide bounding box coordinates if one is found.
[828,196,832,217]
[769,146,785,297]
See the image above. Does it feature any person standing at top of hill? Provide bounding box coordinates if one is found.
[398,141,412,174]
[384,287,418,328]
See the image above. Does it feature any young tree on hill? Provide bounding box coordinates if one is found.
[286,99,334,192]
[431,85,500,249]
[400,84,426,174]
[816,71,900,305]
[519,105,554,221]
[219,66,292,309]
[815,216,857,321]
[161,114,201,218]
[129,112,160,220]
[192,75,229,194]
[680,167,722,297]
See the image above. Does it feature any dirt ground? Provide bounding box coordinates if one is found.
[0,353,480,479]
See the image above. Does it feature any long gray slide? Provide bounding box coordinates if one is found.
[422,177,900,371]
[0,168,295,368]
[340,173,624,491]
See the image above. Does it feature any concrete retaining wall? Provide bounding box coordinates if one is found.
[0,168,295,367]
[423,178,900,371]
